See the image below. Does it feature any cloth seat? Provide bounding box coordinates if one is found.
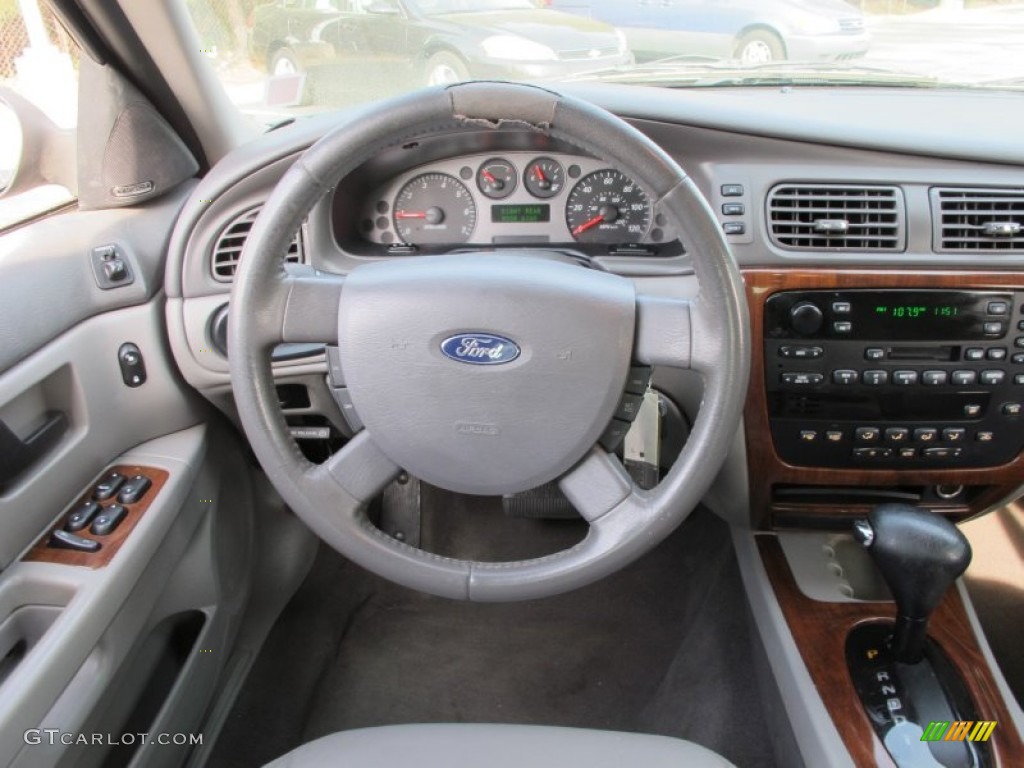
[265,723,737,767]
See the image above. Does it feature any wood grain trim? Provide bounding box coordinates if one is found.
[742,269,1024,528]
[24,465,169,568]
[758,535,1023,767]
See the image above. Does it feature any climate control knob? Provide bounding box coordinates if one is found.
[790,302,824,335]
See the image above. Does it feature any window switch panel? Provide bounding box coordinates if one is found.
[90,504,128,536]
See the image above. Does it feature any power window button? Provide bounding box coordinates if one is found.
[90,504,128,536]
[92,473,125,501]
[117,475,152,505]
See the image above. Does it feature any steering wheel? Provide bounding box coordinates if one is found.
[228,82,749,601]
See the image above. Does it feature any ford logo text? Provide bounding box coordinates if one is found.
[440,333,521,366]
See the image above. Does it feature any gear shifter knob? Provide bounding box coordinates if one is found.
[853,503,972,663]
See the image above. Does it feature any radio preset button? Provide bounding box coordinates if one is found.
[853,447,891,459]
[964,348,985,361]
[855,427,881,443]
[980,370,1006,385]
[862,370,888,386]
[984,321,1005,336]
[885,427,910,443]
[832,302,852,314]
[914,427,939,443]
[1003,402,1022,416]
[781,372,823,386]
[800,430,818,442]
[987,347,1007,361]
[833,369,859,385]
[865,348,885,361]
[893,370,919,386]
[779,345,823,359]
[922,370,948,386]
[963,404,983,417]
[976,431,994,442]
[825,430,844,442]
[988,301,1010,315]
[951,370,978,386]
[942,428,966,442]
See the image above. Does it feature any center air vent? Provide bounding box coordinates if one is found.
[767,184,904,252]
[932,187,1024,253]
[211,207,304,281]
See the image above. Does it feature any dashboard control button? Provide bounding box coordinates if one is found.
[922,370,948,386]
[853,447,891,459]
[722,203,745,216]
[825,430,844,442]
[66,502,101,532]
[964,348,985,361]
[980,370,1006,385]
[862,370,888,386]
[897,447,918,458]
[781,372,823,386]
[117,475,152,505]
[50,530,101,553]
[884,428,910,443]
[779,345,823,359]
[832,302,852,314]
[832,369,859,385]
[1016,337,1024,348]
[984,321,1005,335]
[855,427,881,443]
[722,222,745,235]
[614,393,644,422]
[833,321,852,334]
[942,428,966,442]
[987,347,1007,361]
[1016,374,1024,385]
[1013,353,1024,364]
[893,370,919,386]
[951,370,978,386]
[988,301,1009,315]
[92,473,126,501]
[90,504,128,536]
[624,366,652,395]
[864,348,885,361]
[1002,402,1022,416]
[799,430,818,442]
[913,427,938,443]
[1018,320,1024,331]
[963,404,983,417]
[599,419,631,451]
[923,447,962,459]
[976,431,995,442]
[721,184,744,197]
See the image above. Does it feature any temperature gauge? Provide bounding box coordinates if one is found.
[476,158,517,200]
[523,157,564,199]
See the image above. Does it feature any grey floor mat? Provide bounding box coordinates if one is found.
[209,496,777,768]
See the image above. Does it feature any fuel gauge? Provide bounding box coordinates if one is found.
[476,158,517,200]
[524,157,564,199]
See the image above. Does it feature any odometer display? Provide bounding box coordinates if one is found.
[394,173,477,245]
[491,204,550,224]
[566,170,651,244]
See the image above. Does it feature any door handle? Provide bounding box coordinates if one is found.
[0,411,68,490]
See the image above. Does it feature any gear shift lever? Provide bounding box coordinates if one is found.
[853,503,972,664]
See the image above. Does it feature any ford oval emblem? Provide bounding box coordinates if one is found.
[440,333,521,366]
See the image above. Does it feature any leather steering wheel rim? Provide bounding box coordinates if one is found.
[228,82,750,601]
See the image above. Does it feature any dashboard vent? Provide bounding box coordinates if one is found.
[767,184,904,252]
[932,187,1024,253]
[211,207,303,281]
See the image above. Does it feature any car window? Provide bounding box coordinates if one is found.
[186,0,1024,127]
[0,0,78,229]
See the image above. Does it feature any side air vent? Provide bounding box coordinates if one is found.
[767,184,905,252]
[932,187,1024,253]
[211,207,303,281]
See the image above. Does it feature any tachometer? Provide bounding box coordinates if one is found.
[566,170,651,244]
[394,173,477,245]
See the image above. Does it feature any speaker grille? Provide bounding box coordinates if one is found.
[211,207,303,281]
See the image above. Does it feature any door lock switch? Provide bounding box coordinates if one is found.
[118,343,147,387]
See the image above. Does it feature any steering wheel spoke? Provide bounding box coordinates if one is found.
[634,294,694,369]
[314,430,401,504]
[279,273,345,344]
[558,447,637,523]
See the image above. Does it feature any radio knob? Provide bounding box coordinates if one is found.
[790,302,824,335]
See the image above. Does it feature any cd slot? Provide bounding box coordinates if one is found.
[886,345,957,362]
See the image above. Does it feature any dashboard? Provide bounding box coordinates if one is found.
[354,151,672,249]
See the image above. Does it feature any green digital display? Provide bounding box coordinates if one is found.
[490,204,550,224]
[873,305,960,319]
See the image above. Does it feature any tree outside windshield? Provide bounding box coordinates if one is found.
[183,0,1024,125]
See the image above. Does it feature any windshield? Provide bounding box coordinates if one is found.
[186,0,1024,126]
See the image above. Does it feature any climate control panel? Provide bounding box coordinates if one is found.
[764,289,1024,469]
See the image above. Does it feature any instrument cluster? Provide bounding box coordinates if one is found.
[355,152,672,249]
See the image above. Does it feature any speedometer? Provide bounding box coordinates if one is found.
[566,170,651,244]
[394,173,477,245]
